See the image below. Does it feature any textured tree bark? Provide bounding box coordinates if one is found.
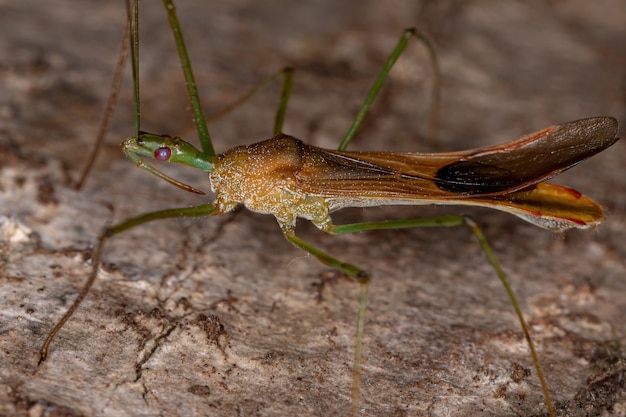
[1,1,624,416]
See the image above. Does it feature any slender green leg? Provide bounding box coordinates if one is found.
[205,67,295,135]
[464,217,555,417]
[165,0,296,145]
[285,232,367,279]
[274,67,295,135]
[285,218,461,415]
[282,231,368,417]
[326,214,554,417]
[338,28,440,151]
[38,203,216,364]
[130,0,140,136]
[162,0,214,157]
[330,214,465,234]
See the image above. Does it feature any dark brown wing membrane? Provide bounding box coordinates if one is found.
[435,117,619,194]
[295,117,618,199]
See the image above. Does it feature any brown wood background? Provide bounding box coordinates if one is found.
[1,1,625,416]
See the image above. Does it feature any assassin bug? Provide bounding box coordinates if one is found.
[35,1,620,416]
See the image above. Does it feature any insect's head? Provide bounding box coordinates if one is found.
[122,131,215,195]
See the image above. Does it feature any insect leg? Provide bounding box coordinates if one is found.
[328,214,556,417]
[284,231,367,279]
[205,67,295,135]
[163,0,295,148]
[161,0,213,156]
[338,27,440,151]
[464,216,555,417]
[283,231,368,417]
[38,203,217,364]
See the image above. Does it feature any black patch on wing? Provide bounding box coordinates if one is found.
[435,159,527,194]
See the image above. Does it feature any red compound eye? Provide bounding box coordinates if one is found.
[154,147,172,161]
